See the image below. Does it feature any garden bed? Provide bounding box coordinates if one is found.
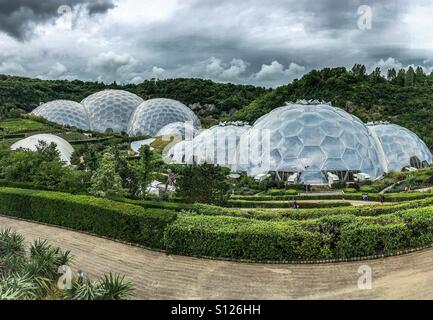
[3,187,433,262]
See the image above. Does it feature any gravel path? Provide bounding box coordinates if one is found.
[1,215,432,300]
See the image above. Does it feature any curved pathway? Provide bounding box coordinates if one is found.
[1,215,433,300]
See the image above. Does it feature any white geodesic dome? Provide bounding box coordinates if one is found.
[127,98,201,137]
[10,134,74,165]
[81,90,143,133]
[368,123,433,172]
[31,100,90,130]
[156,121,198,139]
[239,102,384,184]
[164,125,251,171]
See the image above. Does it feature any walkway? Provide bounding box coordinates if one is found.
[1,215,433,300]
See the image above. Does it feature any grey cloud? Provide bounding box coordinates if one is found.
[0,0,432,87]
[0,0,115,40]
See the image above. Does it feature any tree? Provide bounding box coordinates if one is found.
[113,146,138,194]
[387,68,397,81]
[82,145,99,171]
[89,156,125,198]
[370,67,382,82]
[415,66,425,83]
[176,163,230,205]
[405,66,415,87]
[132,145,156,198]
[351,64,366,78]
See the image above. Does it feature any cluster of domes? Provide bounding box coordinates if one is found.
[166,101,432,184]
[31,90,200,136]
[29,91,433,184]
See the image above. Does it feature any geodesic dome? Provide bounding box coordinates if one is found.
[164,125,251,171]
[10,134,74,165]
[239,102,384,184]
[368,123,433,172]
[127,98,201,137]
[31,100,90,130]
[81,90,143,133]
[156,121,198,139]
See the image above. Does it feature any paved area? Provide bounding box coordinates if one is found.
[1,215,433,300]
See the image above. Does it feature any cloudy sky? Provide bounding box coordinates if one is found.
[0,0,433,87]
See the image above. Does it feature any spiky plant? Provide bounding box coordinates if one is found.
[0,229,134,300]
[96,273,134,300]
[61,273,133,300]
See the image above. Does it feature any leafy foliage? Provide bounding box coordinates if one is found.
[176,164,230,205]
[0,229,133,300]
[233,65,433,149]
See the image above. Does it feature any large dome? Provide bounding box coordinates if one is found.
[240,102,384,184]
[10,134,74,165]
[127,98,201,137]
[164,124,251,171]
[368,123,433,172]
[81,90,143,133]
[31,100,90,130]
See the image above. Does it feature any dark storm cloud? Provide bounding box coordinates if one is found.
[0,0,432,86]
[0,0,115,40]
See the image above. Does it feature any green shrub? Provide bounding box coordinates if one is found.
[230,192,431,202]
[164,214,332,261]
[338,222,410,258]
[0,187,177,249]
[266,189,298,196]
[398,207,433,247]
[226,200,351,209]
[343,188,357,193]
[359,186,374,193]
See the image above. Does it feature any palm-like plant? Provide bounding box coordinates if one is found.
[0,229,134,300]
[60,273,133,300]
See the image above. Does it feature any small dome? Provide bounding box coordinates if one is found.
[368,123,433,172]
[31,100,90,130]
[127,98,201,137]
[11,134,74,165]
[164,125,251,171]
[156,121,198,139]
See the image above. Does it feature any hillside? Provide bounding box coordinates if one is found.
[0,75,268,122]
[2,65,433,149]
[233,66,433,149]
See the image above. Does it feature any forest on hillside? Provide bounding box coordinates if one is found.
[1,64,433,148]
[233,65,433,149]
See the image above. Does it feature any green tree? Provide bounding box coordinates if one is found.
[176,163,230,205]
[387,68,397,81]
[405,66,415,87]
[132,145,156,198]
[89,156,125,198]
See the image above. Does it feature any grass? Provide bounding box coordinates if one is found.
[0,118,52,134]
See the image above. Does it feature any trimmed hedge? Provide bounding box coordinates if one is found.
[193,197,433,221]
[0,188,177,249]
[164,214,332,261]
[164,207,433,261]
[266,189,299,196]
[117,197,195,211]
[4,187,433,262]
[226,200,352,209]
[231,192,431,202]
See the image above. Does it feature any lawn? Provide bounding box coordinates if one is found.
[0,118,51,134]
